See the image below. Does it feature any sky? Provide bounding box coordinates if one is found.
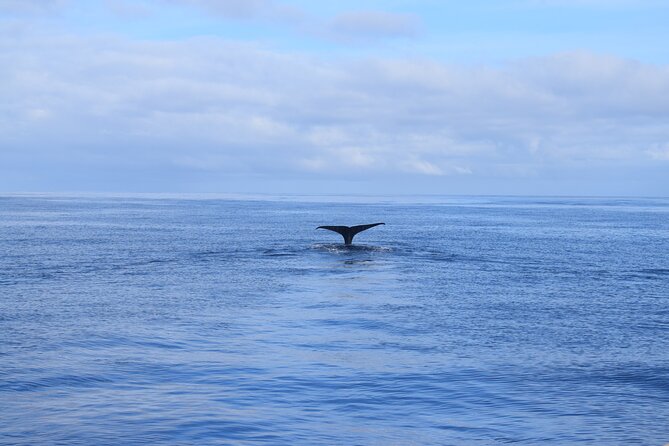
[1,0,668,196]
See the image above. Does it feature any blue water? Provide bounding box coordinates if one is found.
[1,195,668,445]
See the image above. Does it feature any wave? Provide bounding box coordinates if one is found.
[310,243,393,254]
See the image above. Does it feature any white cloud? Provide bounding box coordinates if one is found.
[1,29,668,190]
[647,144,669,161]
[337,147,376,168]
[328,11,419,41]
[521,0,663,7]
[164,0,271,18]
[161,0,303,23]
[157,2,419,43]
[403,159,444,176]
[0,0,67,14]
[105,0,152,19]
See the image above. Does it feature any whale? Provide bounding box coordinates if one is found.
[316,223,385,245]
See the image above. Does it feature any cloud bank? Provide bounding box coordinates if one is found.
[0,25,667,193]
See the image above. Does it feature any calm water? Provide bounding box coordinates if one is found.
[1,195,668,445]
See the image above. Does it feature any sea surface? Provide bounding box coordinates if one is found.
[1,194,668,445]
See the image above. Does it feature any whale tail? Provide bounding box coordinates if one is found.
[316,223,385,245]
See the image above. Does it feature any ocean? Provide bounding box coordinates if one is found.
[1,195,668,445]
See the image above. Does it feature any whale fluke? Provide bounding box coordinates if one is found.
[316,222,385,245]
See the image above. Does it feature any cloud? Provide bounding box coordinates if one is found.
[157,2,418,43]
[105,0,152,19]
[328,11,420,41]
[647,144,669,161]
[164,0,271,19]
[403,159,444,176]
[162,0,302,22]
[1,29,668,193]
[520,0,663,7]
[0,0,67,14]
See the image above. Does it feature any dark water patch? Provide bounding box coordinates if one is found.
[260,247,305,257]
[640,268,669,275]
[584,364,669,396]
[0,256,189,284]
[633,268,669,279]
[185,250,239,265]
[58,333,192,353]
[167,419,282,443]
[0,373,115,392]
[341,258,375,266]
[315,317,417,336]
